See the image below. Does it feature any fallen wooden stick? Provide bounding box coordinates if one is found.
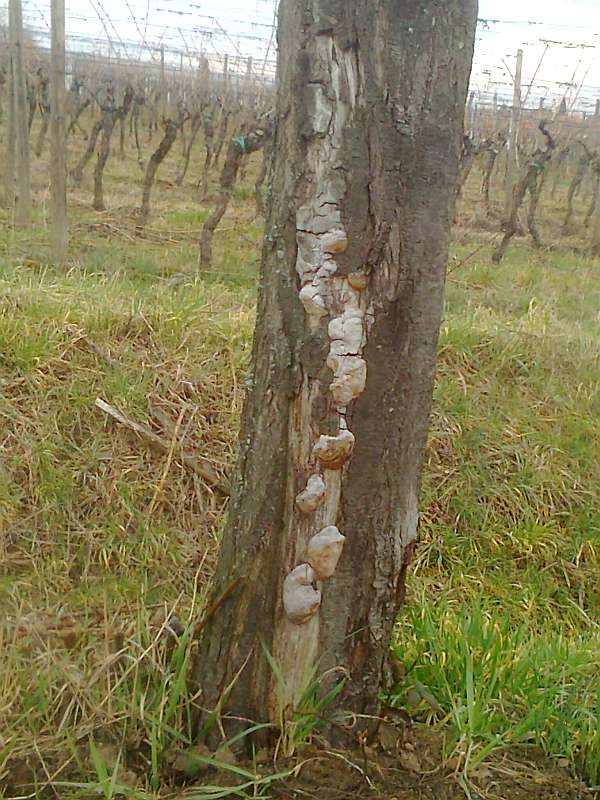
[95,397,230,496]
[77,335,121,370]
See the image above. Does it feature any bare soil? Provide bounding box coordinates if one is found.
[273,728,593,800]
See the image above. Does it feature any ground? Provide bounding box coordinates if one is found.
[0,114,599,798]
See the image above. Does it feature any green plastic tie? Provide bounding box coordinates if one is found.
[233,135,247,154]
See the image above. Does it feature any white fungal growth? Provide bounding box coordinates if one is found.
[328,309,365,356]
[307,525,345,579]
[296,474,326,513]
[299,284,328,319]
[328,355,367,406]
[313,429,355,470]
[316,258,338,279]
[283,563,321,624]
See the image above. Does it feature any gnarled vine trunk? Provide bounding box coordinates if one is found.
[493,122,555,263]
[93,87,133,211]
[563,144,592,233]
[136,115,184,228]
[192,0,476,744]
[198,120,272,269]
[70,117,103,185]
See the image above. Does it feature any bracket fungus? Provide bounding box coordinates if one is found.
[283,563,321,624]
[313,429,355,470]
[321,230,348,255]
[328,355,367,406]
[347,272,369,291]
[299,284,328,319]
[328,309,365,355]
[296,474,326,513]
[307,525,345,579]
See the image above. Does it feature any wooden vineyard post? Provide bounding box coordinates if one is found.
[9,0,31,226]
[160,45,166,121]
[50,0,68,262]
[504,49,523,220]
[4,40,16,210]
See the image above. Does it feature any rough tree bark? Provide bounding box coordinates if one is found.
[198,119,273,269]
[492,122,555,263]
[192,0,476,744]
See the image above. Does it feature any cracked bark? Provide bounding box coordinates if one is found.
[192,0,476,745]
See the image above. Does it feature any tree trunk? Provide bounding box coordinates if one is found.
[193,0,476,744]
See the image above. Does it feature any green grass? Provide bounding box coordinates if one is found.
[392,244,600,787]
[1,133,600,795]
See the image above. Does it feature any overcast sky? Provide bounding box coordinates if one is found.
[14,0,600,112]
